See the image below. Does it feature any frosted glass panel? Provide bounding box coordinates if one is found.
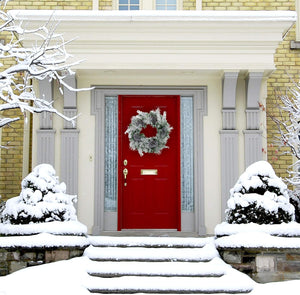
[105,96,118,212]
[181,97,194,212]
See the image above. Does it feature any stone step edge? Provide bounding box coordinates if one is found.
[87,288,252,294]
[89,258,212,263]
[88,272,224,278]
[88,237,212,249]
[90,245,205,249]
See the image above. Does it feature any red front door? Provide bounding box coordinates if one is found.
[118,95,181,230]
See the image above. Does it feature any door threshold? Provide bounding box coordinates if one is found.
[98,230,200,237]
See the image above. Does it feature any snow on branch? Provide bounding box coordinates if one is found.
[268,79,300,192]
[0,0,86,131]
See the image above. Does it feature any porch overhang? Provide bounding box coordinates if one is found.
[10,10,296,75]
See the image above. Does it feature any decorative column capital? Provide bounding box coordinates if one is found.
[38,79,53,129]
[222,71,239,109]
[222,71,239,130]
[63,74,77,129]
[246,72,263,110]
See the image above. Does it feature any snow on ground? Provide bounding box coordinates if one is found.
[0,255,298,295]
[0,256,91,295]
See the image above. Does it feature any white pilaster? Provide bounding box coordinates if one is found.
[220,72,239,220]
[36,129,56,166]
[244,72,263,168]
[60,74,79,195]
[37,79,55,166]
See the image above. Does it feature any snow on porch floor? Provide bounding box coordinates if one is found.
[83,236,255,294]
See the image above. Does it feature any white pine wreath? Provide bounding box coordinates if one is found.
[125,108,173,156]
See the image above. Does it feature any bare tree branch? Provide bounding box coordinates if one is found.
[268,80,300,189]
[0,0,89,135]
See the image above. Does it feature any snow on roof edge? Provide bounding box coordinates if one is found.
[9,9,297,23]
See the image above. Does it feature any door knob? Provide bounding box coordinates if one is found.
[123,168,128,179]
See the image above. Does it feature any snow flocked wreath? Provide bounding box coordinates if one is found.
[125,108,173,156]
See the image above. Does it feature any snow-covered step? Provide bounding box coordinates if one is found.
[88,235,211,248]
[85,267,254,294]
[87,258,225,278]
[84,242,218,262]
[84,236,255,294]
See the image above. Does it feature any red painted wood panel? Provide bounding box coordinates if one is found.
[118,95,181,230]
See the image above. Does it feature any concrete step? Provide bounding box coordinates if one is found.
[88,236,211,248]
[84,236,255,294]
[85,272,254,294]
[87,258,225,278]
[84,243,218,262]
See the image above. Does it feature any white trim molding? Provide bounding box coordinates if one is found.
[93,0,98,10]
[196,0,202,10]
[10,10,296,73]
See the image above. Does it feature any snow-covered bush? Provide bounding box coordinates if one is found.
[226,161,295,224]
[289,192,300,223]
[0,164,77,224]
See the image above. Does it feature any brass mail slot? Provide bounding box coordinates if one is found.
[141,169,158,176]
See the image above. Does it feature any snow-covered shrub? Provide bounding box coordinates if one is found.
[226,161,295,224]
[289,191,300,223]
[0,164,77,224]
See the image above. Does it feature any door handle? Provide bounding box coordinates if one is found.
[123,168,128,179]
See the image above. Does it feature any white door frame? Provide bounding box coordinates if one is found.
[91,86,207,235]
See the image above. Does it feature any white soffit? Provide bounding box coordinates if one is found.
[10,10,296,72]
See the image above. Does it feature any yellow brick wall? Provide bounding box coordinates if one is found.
[183,0,196,10]
[0,110,25,200]
[202,0,294,11]
[0,26,25,200]
[5,0,93,10]
[99,0,113,10]
[266,25,299,179]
